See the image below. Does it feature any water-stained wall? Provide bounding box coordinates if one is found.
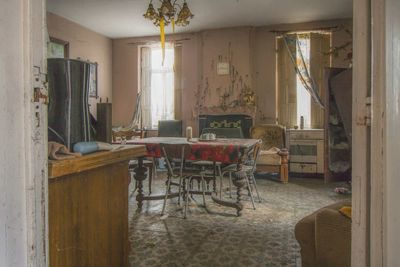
[112,19,353,135]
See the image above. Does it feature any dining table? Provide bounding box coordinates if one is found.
[126,137,261,216]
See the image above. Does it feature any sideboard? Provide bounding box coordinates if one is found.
[48,145,146,267]
[287,129,325,177]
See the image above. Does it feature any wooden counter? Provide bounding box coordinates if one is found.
[48,145,146,267]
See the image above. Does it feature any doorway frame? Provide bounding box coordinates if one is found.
[23,0,49,266]
[24,0,394,266]
[351,0,371,266]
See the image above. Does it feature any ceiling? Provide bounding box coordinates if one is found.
[47,0,353,39]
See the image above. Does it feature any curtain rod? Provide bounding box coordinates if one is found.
[270,25,339,35]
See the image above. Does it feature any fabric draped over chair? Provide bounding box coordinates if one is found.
[251,125,285,166]
[250,124,289,183]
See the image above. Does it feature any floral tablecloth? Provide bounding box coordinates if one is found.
[128,137,260,164]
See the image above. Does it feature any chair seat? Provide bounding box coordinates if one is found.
[129,159,153,166]
[256,147,282,165]
[191,160,222,166]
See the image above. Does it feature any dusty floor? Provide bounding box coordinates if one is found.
[128,173,350,267]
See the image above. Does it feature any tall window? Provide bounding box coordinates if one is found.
[141,45,175,129]
[277,33,330,129]
[296,36,311,128]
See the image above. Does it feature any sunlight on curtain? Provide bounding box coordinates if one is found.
[150,47,175,129]
[296,36,311,128]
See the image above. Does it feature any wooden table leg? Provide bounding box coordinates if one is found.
[134,157,147,211]
[232,170,247,216]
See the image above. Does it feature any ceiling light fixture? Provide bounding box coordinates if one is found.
[143,0,194,63]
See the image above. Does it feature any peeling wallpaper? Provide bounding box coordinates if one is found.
[112,19,352,136]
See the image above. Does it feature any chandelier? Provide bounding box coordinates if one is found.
[143,0,194,63]
[143,0,194,28]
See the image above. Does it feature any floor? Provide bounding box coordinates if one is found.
[128,173,351,267]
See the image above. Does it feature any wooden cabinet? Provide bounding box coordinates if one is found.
[287,129,325,176]
[48,146,147,267]
[96,103,112,143]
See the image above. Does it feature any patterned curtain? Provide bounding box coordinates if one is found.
[283,34,325,108]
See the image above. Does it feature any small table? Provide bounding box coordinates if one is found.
[128,137,261,216]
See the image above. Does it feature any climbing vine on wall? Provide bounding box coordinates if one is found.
[195,42,257,115]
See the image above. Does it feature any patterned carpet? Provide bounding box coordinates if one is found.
[128,173,350,267]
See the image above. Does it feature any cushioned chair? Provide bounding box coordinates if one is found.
[250,124,289,183]
[158,120,183,137]
[295,201,351,267]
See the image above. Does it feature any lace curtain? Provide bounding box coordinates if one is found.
[283,34,325,108]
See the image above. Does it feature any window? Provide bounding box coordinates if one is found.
[140,44,175,129]
[47,37,69,58]
[296,35,311,129]
[277,32,331,129]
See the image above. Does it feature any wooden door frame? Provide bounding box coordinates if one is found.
[353,0,400,266]
[24,0,394,266]
[369,0,400,266]
[370,0,385,266]
[352,0,371,266]
[24,0,49,265]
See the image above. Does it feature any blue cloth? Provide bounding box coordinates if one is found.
[73,142,99,155]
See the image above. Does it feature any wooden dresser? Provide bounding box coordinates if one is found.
[287,129,325,176]
[48,145,147,267]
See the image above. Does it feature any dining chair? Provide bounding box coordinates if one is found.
[220,142,262,209]
[158,120,183,137]
[128,158,157,195]
[190,127,244,192]
[160,143,207,219]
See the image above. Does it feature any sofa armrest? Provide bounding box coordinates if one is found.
[295,213,317,267]
[315,209,351,267]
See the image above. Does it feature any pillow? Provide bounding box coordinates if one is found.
[73,141,114,155]
[339,206,352,219]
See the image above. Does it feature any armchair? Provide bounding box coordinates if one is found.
[295,201,351,267]
[250,124,289,183]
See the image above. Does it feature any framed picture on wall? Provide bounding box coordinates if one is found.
[47,37,69,58]
[89,62,98,98]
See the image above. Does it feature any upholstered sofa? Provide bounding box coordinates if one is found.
[250,124,289,183]
[295,201,351,267]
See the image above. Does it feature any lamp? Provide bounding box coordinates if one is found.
[143,0,194,63]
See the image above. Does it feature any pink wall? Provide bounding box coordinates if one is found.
[112,19,352,135]
[112,33,200,131]
[47,13,113,117]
